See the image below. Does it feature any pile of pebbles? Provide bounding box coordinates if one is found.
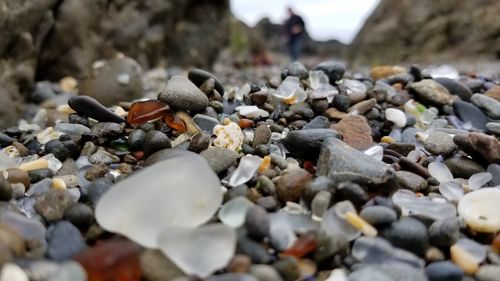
[0,57,499,281]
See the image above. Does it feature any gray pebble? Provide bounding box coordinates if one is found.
[200,147,238,174]
[35,189,73,222]
[475,265,500,281]
[429,218,460,247]
[47,221,87,261]
[423,131,456,156]
[396,171,428,192]
[360,205,397,225]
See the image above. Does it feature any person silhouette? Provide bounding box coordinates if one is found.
[284,7,305,61]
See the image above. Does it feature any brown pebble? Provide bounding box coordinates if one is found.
[493,233,500,254]
[0,223,25,255]
[226,254,252,273]
[485,86,500,101]
[453,133,500,164]
[5,168,30,189]
[425,246,445,262]
[332,115,373,150]
[347,98,377,115]
[11,142,30,157]
[323,108,347,120]
[398,157,431,178]
[85,163,109,181]
[276,168,312,203]
[370,65,406,80]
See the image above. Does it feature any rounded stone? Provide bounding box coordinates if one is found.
[381,217,429,256]
[64,203,94,230]
[444,156,485,179]
[408,80,452,106]
[475,265,500,281]
[143,130,172,155]
[158,76,209,112]
[127,129,146,150]
[188,132,210,153]
[139,249,184,281]
[253,125,272,148]
[426,261,464,281]
[0,173,13,201]
[200,147,238,174]
[188,69,225,96]
[249,265,284,281]
[281,61,308,80]
[34,189,73,222]
[47,221,87,261]
[276,168,312,203]
[359,205,397,225]
[434,77,473,101]
[79,57,143,106]
[429,218,460,247]
[395,171,428,192]
[336,181,368,207]
[45,139,80,161]
[314,61,346,83]
[332,115,373,150]
[423,131,456,156]
[245,206,270,241]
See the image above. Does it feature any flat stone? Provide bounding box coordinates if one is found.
[348,98,377,115]
[303,116,329,129]
[452,101,489,131]
[485,86,500,101]
[471,93,500,119]
[381,217,429,256]
[188,69,225,96]
[396,171,428,192]
[200,147,239,174]
[435,77,473,101]
[408,80,453,106]
[323,108,347,120]
[193,114,220,133]
[314,61,346,83]
[158,76,209,112]
[317,137,395,186]
[486,122,500,136]
[453,133,500,164]
[47,221,87,261]
[423,131,457,156]
[332,115,373,150]
[282,129,341,159]
[35,190,73,222]
[370,65,406,81]
[444,156,485,179]
[359,205,397,225]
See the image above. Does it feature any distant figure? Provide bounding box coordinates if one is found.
[284,7,305,61]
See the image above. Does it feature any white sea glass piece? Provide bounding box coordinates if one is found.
[228,155,262,187]
[468,172,492,190]
[428,161,454,183]
[385,108,407,128]
[218,196,254,228]
[458,188,500,233]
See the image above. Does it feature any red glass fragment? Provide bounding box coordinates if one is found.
[74,238,142,281]
[282,232,317,258]
[127,100,169,125]
[238,119,254,129]
[164,111,187,133]
[132,151,144,160]
[303,161,315,174]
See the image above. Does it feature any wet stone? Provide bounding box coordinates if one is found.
[249,265,284,281]
[28,168,53,183]
[47,221,87,261]
[283,129,340,159]
[333,115,373,150]
[423,131,456,156]
[158,76,209,112]
[272,257,300,281]
[34,189,73,222]
[333,94,350,112]
[485,86,500,101]
[359,205,397,225]
[336,182,368,207]
[396,171,428,192]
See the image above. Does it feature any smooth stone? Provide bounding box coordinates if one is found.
[47,221,87,261]
[208,273,258,281]
[143,130,172,155]
[282,129,340,159]
[387,142,416,157]
[435,77,473,101]
[302,176,335,208]
[200,147,238,174]
[0,263,29,281]
[188,132,210,153]
[79,57,143,106]
[281,61,308,80]
[376,263,428,281]
[0,212,46,246]
[370,65,406,80]
[444,156,485,179]
[158,76,209,112]
[96,151,223,247]
[193,114,220,133]
[429,218,460,247]
[475,265,500,281]
[471,94,500,119]
[314,61,346,83]
[452,101,489,131]
[90,122,124,138]
[317,137,395,186]
[332,115,373,150]
[348,267,395,281]
[245,205,270,240]
[458,188,500,233]
[453,133,500,164]
[348,98,377,115]
[488,164,500,186]
[157,224,236,278]
[0,133,14,147]
[237,233,273,264]
[396,171,428,192]
[486,122,500,135]
[426,261,463,281]
[88,149,120,165]
[314,231,349,262]
[381,217,429,256]
[408,79,453,106]
[139,249,184,281]
[485,86,500,101]
[34,189,73,222]
[45,139,80,161]
[333,94,350,112]
[188,69,225,95]
[84,180,111,207]
[359,205,397,225]
[253,125,272,148]
[272,257,300,281]
[276,168,312,203]
[64,203,94,230]
[303,116,329,129]
[0,223,25,256]
[423,131,456,156]
[68,95,125,123]
[336,182,368,207]
[127,129,145,150]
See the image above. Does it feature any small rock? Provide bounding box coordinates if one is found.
[336,182,368,207]
[348,98,377,115]
[348,267,395,281]
[127,129,145,150]
[429,218,460,247]
[314,61,345,83]
[249,265,284,281]
[245,206,270,240]
[471,93,500,119]
[193,114,220,133]
[313,231,349,262]
[276,168,312,203]
[90,122,124,138]
[487,122,500,136]
[359,205,397,225]
[408,79,453,106]
[382,217,429,256]
[435,77,473,101]
[139,249,184,281]
[423,131,456,156]
[188,69,225,96]
[88,149,120,165]
[475,265,500,281]
[47,261,87,281]
[396,171,428,192]
[189,132,210,153]
[47,221,87,261]
[303,116,329,129]
[143,130,172,155]
[35,189,73,222]
[370,65,406,80]
[333,115,373,150]
[226,255,252,273]
[253,125,272,148]
[45,139,80,161]
[444,156,485,178]
[0,173,13,201]
[84,163,109,181]
[272,257,300,281]
[28,168,54,183]
[64,203,94,230]
[158,76,209,112]
[281,61,308,80]
[333,94,351,112]
[282,129,340,159]
[452,101,489,131]
[485,86,500,101]
[453,133,500,164]
[200,147,238,174]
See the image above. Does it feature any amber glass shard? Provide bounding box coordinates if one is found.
[238,119,254,129]
[164,111,187,133]
[282,232,316,258]
[127,100,169,125]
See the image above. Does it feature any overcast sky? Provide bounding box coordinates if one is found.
[230,0,380,44]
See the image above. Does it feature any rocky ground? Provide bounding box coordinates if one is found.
[0,55,499,281]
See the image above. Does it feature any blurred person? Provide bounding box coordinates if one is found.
[284,6,305,61]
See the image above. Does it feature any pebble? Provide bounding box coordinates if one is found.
[68,96,125,123]
[272,257,300,281]
[88,149,120,165]
[359,205,397,225]
[370,65,406,80]
[332,115,373,150]
[453,133,500,164]
[475,265,500,281]
[381,217,429,256]
[426,261,464,281]
[408,79,453,106]
[282,61,308,80]
[423,131,457,156]
[471,93,500,119]
[189,132,210,153]
[385,108,407,128]
[158,76,209,112]
[213,122,245,151]
[314,61,345,83]
[348,98,377,115]
[276,168,312,203]
[245,205,270,240]
[458,188,500,233]
[485,86,500,101]
[200,147,238,174]
[486,122,500,135]
[193,114,220,133]
[452,101,489,131]
[90,122,124,138]
[396,170,428,192]
[47,221,87,261]
[429,218,460,247]
[444,156,485,178]
[79,57,143,106]
[0,173,13,201]
[139,249,184,281]
[249,265,284,281]
[188,69,225,96]
[282,129,340,158]
[434,77,473,101]
[34,189,73,222]
[317,137,395,186]
[336,182,368,207]
[143,130,172,155]
[253,125,271,148]
[303,116,329,129]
